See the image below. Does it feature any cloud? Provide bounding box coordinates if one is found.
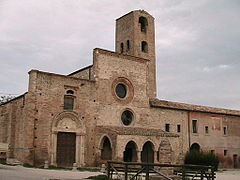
[0,0,240,109]
[218,64,230,69]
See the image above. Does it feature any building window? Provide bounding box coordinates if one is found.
[141,41,148,53]
[115,83,127,98]
[165,124,170,132]
[211,150,215,154]
[64,96,74,110]
[66,90,74,95]
[205,126,209,134]
[112,77,134,103]
[121,110,133,126]
[120,43,124,53]
[224,150,227,156]
[223,126,227,135]
[139,16,148,33]
[127,40,130,51]
[177,124,181,133]
[192,120,198,133]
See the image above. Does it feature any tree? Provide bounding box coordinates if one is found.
[0,95,15,104]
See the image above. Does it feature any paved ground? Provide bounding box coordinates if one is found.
[216,170,240,180]
[0,164,103,180]
[0,164,240,180]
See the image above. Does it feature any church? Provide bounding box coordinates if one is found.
[0,10,240,168]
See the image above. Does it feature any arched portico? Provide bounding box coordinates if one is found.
[100,136,112,160]
[141,141,155,163]
[123,141,138,162]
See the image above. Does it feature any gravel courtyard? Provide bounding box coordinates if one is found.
[0,164,239,180]
[0,164,103,180]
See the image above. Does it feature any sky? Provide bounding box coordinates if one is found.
[0,0,239,109]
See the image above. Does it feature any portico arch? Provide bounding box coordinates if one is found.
[190,143,201,152]
[141,141,154,163]
[123,141,138,162]
[100,136,112,160]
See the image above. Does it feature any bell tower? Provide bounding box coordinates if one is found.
[115,10,156,98]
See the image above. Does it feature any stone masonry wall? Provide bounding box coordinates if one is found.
[68,66,94,80]
[26,70,97,166]
[92,49,182,164]
[189,111,240,168]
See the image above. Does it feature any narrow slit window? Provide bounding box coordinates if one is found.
[141,41,148,53]
[205,126,209,134]
[127,40,130,51]
[192,120,198,133]
[224,150,227,156]
[165,124,170,132]
[120,43,124,53]
[223,127,227,135]
[177,124,181,133]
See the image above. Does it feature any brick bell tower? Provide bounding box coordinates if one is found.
[115,10,156,98]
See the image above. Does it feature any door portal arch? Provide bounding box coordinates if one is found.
[190,143,201,152]
[51,112,85,167]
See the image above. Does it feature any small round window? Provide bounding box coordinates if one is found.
[115,83,127,98]
[121,110,133,126]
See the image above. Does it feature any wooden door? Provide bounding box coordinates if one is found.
[57,132,76,167]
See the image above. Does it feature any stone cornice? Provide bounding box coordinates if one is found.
[28,69,95,83]
[96,125,179,137]
[94,48,149,64]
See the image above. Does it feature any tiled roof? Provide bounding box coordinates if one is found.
[150,98,240,116]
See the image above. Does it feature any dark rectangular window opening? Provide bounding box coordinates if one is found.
[205,126,209,134]
[211,150,215,154]
[192,120,198,133]
[64,96,74,110]
[177,124,181,133]
[223,127,227,135]
[165,124,170,132]
[224,150,227,156]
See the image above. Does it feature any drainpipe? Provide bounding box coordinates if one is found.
[187,111,191,150]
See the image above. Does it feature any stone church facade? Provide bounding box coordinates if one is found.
[1,10,240,168]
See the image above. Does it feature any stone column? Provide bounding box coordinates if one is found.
[154,151,158,163]
[51,131,58,166]
[79,135,85,166]
[75,134,81,166]
[137,151,141,162]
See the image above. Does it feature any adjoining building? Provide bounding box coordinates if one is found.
[0,10,240,168]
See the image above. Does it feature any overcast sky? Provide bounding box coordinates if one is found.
[0,0,239,109]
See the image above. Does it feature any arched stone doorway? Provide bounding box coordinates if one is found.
[141,141,154,163]
[158,139,172,164]
[123,141,138,162]
[100,136,112,160]
[190,143,201,152]
[51,112,85,167]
